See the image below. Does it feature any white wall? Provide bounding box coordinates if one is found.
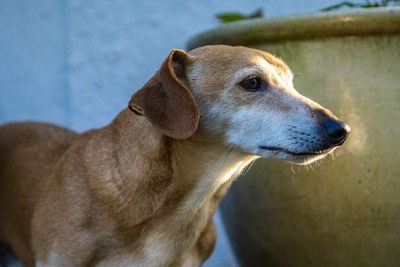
[0,1,69,125]
[0,0,339,266]
[1,0,339,131]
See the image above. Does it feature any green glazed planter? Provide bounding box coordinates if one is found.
[188,8,400,267]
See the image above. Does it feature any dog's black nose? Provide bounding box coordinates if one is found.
[323,119,350,144]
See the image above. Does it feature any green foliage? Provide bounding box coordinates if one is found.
[216,1,399,24]
[321,0,399,11]
[216,8,263,23]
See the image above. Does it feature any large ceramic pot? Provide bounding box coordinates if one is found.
[188,8,400,267]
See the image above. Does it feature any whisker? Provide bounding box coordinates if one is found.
[213,144,233,168]
[242,158,256,176]
[290,164,295,174]
[294,71,306,77]
[309,164,314,171]
[223,144,236,166]
[304,164,309,172]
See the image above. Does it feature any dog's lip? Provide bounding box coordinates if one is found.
[258,146,326,156]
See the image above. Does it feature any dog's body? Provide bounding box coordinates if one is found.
[0,45,349,266]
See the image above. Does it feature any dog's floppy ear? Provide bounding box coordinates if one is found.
[128,49,199,140]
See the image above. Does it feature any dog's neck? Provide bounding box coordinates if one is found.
[104,109,257,224]
[168,133,257,214]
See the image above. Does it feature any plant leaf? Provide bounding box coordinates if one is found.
[321,1,363,11]
[321,0,399,10]
[216,8,263,23]
[216,13,246,23]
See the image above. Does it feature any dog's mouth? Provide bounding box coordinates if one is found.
[258,146,329,156]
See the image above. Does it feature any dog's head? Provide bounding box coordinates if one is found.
[129,45,350,164]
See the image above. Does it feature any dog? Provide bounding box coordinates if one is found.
[0,45,350,266]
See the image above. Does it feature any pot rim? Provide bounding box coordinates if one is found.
[187,7,400,50]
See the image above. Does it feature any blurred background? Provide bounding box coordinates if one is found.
[0,0,346,266]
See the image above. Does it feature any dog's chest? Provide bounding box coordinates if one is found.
[142,202,212,265]
[97,203,212,266]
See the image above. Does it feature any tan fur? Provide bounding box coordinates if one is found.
[0,45,349,266]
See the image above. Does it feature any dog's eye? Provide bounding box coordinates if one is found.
[239,77,262,92]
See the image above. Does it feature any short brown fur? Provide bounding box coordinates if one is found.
[0,45,349,266]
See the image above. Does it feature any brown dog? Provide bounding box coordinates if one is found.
[0,45,349,266]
